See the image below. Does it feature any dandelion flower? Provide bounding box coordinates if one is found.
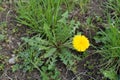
[72,35,90,52]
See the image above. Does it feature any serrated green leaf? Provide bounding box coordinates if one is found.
[40,71,49,80]
[58,11,68,24]
[62,11,68,18]
[0,34,5,41]
[102,69,118,80]
[44,48,56,58]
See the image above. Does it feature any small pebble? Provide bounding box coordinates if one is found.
[8,54,15,64]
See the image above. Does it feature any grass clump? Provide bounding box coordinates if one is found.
[16,0,66,33]
[95,23,120,80]
[92,0,120,79]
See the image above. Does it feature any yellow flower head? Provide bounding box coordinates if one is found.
[72,35,90,52]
